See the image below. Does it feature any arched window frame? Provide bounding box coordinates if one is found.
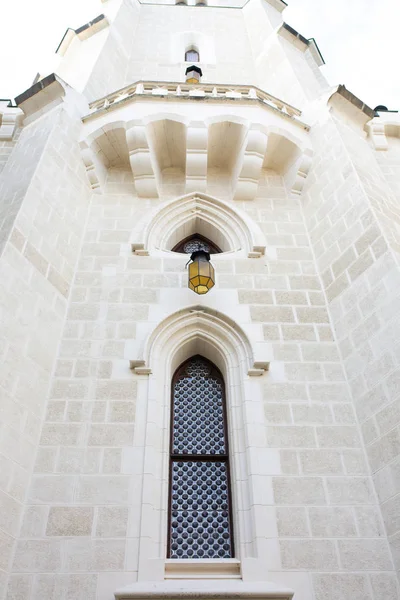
[128,307,273,581]
[185,47,200,63]
[167,355,235,559]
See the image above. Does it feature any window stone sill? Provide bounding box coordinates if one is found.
[114,580,294,600]
[165,558,241,579]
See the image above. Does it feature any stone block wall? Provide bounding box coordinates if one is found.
[0,117,56,252]
[84,0,140,103]
[6,146,397,599]
[0,104,91,598]
[0,133,20,177]
[377,137,400,198]
[1,3,399,593]
[82,0,327,108]
[303,107,400,589]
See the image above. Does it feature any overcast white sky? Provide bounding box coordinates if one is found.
[1,0,399,109]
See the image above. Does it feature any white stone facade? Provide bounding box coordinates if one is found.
[0,1,399,599]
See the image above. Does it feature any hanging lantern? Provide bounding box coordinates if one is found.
[187,250,215,294]
[185,65,202,84]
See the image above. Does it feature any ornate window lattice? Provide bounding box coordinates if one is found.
[172,234,221,255]
[168,356,234,559]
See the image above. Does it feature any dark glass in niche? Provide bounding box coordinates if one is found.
[172,234,221,255]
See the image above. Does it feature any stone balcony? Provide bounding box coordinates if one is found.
[80,80,313,200]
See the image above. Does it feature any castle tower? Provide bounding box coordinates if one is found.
[0,1,400,599]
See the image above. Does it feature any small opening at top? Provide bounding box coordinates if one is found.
[185,48,200,62]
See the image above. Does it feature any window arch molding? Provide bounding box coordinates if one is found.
[130,191,266,258]
[127,306,271,581]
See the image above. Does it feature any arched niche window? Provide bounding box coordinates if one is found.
[168,356,234,559]
[172,234,221,254]
[185,48,200,63]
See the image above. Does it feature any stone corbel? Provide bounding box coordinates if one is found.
[0,103,22,140]
[80,141,107,193]
[285,148,313,196]
[185,121,208,193]
[248,361,270,377]
[131,243,149,256]
[234,128,268,201]
[248,245,266,259]
[126,124,159,198]
[368,121,389,151]
[130,360,152,375]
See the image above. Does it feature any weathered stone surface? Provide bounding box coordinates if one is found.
[1,4,400,598]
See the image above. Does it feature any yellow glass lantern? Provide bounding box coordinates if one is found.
[187,250,215,295]
[185,65,202,84]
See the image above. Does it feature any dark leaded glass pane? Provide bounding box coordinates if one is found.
[169,356,233,559]
[183,238,210,254]
[170,460,232,558]
[172,357,225,455]
[172,234,221,255]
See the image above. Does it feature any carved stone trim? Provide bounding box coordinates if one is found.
[115,581,293,600]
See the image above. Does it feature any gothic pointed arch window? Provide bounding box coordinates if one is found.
[185,48,200,63]
[172,234,221,254]
[168,356,234,559]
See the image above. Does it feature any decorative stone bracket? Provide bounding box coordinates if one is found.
[247,361,270,377]
[0,101,22,140]
[131,243,149,256]
[367,117,400,151]
[129,360,152,375]
[80,141,107,193]
[126,124,159,198]
[284,148,313,196]
[234,129,268,202]
[80,114,311,199]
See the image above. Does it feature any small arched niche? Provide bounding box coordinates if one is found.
[130,192,266,258]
